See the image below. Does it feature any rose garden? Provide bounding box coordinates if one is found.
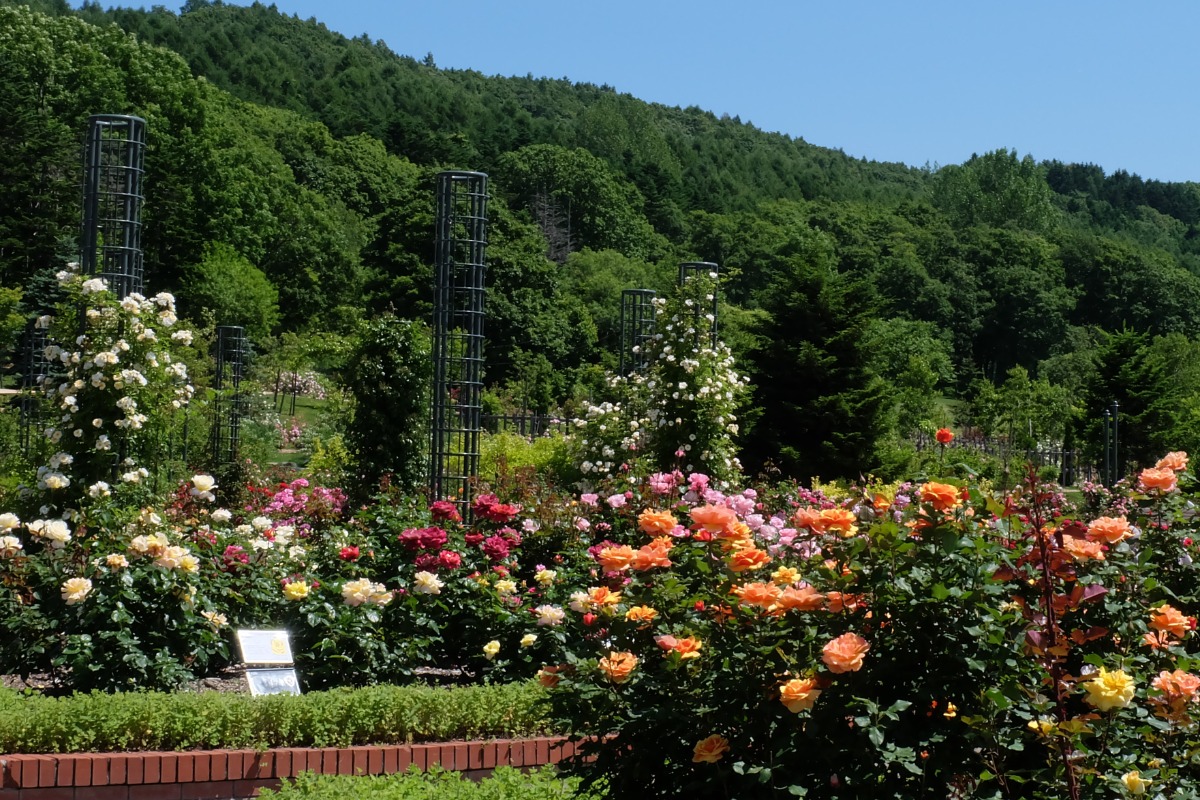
[1,260,1199,800]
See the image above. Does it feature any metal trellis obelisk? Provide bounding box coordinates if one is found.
[210,326,250,466]
[16,319,51,457]
[81,115,146,299]
[619,289,657,376]
[678,261,719,347]
[430,171,489,518]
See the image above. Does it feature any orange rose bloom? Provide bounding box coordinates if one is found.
[631,542,672,571]
[638,509,678,536]
[718,520,754,545]
[791,506,827,533]
[691,504,739,533]
[822,632,870,674]
[872,494,892,513]
[779,677,822,712]
[1139,467,1179,493]
[1062,536,1105,561]
[597,545,635,572]
[728,546,772,572]
[935,427,954,445]
[819,508,858,537]
[776,584,826,612]
[920,482,961,512]
[673,636,703,660]
[1151,604,1195,638]
[1156,451,1189,472]
[734,581,781,609]
[1086,516,1132,544]
[598,651,638,684]
[625,605,659,625]
[692,734,729,763]
[588,586,622,608]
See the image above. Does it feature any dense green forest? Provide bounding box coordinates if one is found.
[5,0,1200,479]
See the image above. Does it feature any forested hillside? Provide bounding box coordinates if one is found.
[5,0,1200,479]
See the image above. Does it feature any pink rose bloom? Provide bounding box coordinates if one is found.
[580,493,599,506]
[606,494,627,509]
[575,517,591,531]
[647,472,677,495]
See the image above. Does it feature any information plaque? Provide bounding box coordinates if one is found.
[236,629,294,665]
[246,668,302,696]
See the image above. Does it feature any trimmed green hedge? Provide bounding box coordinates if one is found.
[260,765,600,800]
[0,682,552,753]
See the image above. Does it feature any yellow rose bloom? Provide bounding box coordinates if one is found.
[1121,771,1152,795]
[1083,667,1136,712]
[283,580,310,601]
[483,640,501,660]
[771,566,800,586]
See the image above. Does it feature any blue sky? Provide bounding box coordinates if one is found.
[212,1,1198,182]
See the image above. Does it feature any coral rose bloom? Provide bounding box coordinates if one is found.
[775,584,826,612]
[690,504,739,533]
[1086,515,1131,545]
[822,632,870,674]
[935,427,954,445]
[537,665,563,688]
[597,545,635,572]
[638,509,678,536]
[728,546,772,572]
[791,506,826,533]
[598,651,638,684]
[1151,604,1195,638]
[1062,537,1105,562]
[779,677,822,713]
[1139,467,1178,493]
[1156,451,1189,472]
[631,541,672,570]
[1151,669,1200,719]
[692,734,729,763]
[920,482,961,512]
[734,582,781,609]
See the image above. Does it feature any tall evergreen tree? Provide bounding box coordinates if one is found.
[742,259,893,481]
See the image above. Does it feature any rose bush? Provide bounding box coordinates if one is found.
[3,437,1200,798]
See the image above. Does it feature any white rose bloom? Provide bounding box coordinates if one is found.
[88,481,111,498]
[211,509,233,524]
[40,520,72,548]
[252,516,272,531]
[0,536,24,557]
[0,513,19,531]
[81,278,108,294]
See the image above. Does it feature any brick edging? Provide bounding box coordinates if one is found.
[0,736,579,800]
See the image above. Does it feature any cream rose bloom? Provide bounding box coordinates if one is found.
[62,577,93,605]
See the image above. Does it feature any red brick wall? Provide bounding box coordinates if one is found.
[0,737,580,800]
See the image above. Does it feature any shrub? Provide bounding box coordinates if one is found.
[0,683,550,753]
[259,765,599,800]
